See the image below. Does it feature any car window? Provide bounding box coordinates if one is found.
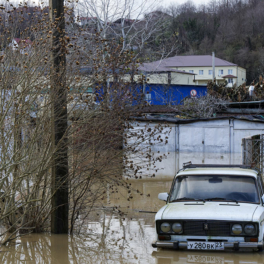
[170,175,259,203]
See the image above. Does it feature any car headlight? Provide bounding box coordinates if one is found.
[172,223,182,233]
[160,222,171,233]
[232,224,243,235]
[244,224,255,235]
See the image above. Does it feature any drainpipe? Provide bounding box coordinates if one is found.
[237,65,238,86]
[168,72,171,85]
[212,51,215,82]
[143,72,146,95]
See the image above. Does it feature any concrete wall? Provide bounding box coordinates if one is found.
[127,119,264,179]
[170,72,194,85]
[146,73,168,84]
[237,66,246,86]
[122,72,194,85]
[169,66,246,86]
[175,66,237,78]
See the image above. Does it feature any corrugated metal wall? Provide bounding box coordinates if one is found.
[145,84,207,105]
[94,83,207,106]
[128,119,264,179]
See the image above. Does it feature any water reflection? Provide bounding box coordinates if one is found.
[0,213,156,263]
[1,164,264,263]
[0,234,69,264]
[2,227,264,264]
[0,179,171,263]
[152,250,264,264]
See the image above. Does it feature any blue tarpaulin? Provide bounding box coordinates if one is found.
[144,84,207,105]
[94,83,207,105]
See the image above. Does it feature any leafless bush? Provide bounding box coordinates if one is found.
[0,0,169,241]
[179,95,227,118]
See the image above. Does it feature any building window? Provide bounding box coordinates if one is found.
[228,69,233,75]
[228,78,233,84]
[189,70,194,73]
[199,70,203,75]
[208,70,212,75]
[218,69,224,75]
[145,93,151,102]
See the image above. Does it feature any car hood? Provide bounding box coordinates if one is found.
[160,202,259,221]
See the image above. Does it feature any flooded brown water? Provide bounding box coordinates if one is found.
[1,179,264,263]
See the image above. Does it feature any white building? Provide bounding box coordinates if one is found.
[121,63,197,86]
[141,55,246,87]
[9,38,32,54]
[137,63,195,85]
[127,116,264,179]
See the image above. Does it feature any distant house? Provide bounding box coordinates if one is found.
[10,38,32,54]
[133,61,206,105]
[138,62,196,86]
[113,18,135,26]
[79,17,102,27]
[143,55,246,87]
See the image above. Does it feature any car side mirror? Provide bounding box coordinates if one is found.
[158,192,168,202]
[262,194,264,205]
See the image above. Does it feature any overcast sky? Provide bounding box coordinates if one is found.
[159,0,212,8]
[76,0,215,19]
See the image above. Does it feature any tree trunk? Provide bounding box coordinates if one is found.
[49,0,69,234]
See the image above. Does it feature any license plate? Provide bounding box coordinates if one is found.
[188,255,224,264]
[187,241,224,250]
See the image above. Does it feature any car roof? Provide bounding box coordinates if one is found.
[177,167,259,178]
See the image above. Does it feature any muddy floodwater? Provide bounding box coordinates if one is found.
[0,151,263,264]
[0,178,264,264]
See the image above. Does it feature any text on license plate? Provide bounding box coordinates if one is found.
[187,242,224,250]
[188,255,224,264]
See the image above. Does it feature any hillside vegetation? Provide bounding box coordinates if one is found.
[158,0,264,83]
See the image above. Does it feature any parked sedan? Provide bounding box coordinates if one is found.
[152,164,264,251]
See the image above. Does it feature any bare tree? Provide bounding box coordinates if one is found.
[77,0,175,59]
[0,0,169,241]
[178,95,227,118]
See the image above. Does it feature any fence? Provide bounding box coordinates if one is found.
[242,134,264,175]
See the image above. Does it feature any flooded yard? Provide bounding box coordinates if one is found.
[1,152,264,263]
[1,178,264,263]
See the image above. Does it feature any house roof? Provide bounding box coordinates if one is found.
[138,62,195,75]
[114,18,136,24]
[146,55,237,68]
[80,17,98,21]
[225,100,264,109]
[222,74,237,78]
[133,115,264,125]
[13,38,32,45]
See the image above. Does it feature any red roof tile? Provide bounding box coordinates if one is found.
[222,74,237,78]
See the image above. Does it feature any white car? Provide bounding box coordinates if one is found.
[152,164,264,251]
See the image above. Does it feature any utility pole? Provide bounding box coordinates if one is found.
[49,0,69,233]
[212,51,215,82]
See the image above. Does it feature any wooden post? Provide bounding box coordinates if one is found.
[49,0,69,234]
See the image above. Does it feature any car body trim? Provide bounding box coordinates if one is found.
[152,241,263,250]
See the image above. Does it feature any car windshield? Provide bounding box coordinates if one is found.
[170,175,259,203]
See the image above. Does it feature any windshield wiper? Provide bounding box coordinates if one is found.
[171,197,205,203]
[205,197,238,204]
